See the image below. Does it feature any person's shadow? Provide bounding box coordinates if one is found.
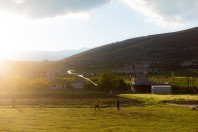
[14,108,24,113]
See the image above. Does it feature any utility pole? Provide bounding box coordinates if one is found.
[187,69,189,95]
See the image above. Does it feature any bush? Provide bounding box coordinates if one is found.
[98,72,128,92]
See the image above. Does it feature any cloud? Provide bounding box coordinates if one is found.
[0,0,111,19]
[122,0,198,27]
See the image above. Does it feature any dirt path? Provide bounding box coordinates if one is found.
[169,103,198,110]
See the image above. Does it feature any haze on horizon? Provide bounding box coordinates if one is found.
[0,0,198,60]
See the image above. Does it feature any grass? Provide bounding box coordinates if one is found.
[0,104,197,132]
[119,94,198,105]
[0,93,197,131]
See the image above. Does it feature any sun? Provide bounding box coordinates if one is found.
[0,50,11,61]
[0,12,26,61]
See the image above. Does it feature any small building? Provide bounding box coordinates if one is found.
[131,75,151,93]
[151,85,172,94]
[134,62,150,69]
[51,77,85,89]
[181,61,192,67]
[123,64,133,72]
[71,77,85,89]
[131,85,151,93]
[29,71,56,81]
[131,75,172,94]
[133,76,150,85]
[51,80,67,89]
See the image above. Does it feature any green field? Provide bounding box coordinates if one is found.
[0,94,198,132]
[119,94,198,104]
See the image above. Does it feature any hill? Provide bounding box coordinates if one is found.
[3,27,198,76]
[59,27,198,75]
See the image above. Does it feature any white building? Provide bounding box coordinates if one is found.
[71,77,85,89]
[151,85,172,94]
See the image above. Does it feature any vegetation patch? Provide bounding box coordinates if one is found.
[119,94,198,105]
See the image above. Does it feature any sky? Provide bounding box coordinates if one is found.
[0,0,198,60]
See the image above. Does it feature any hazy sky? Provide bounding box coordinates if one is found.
[0,0,197,56]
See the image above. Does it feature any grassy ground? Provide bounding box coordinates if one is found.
[0,104,197,132]
[0,93,198,131]
[119,94,198,105]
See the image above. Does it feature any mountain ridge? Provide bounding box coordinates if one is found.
[59,26,198,74]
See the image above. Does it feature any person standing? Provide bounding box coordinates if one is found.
[95,99,100,110]
[116,99,120,110]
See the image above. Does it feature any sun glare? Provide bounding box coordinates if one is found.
[0,50,11,61]
[0,12,29,59]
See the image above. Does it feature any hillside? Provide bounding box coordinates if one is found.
[60,27,198,75]
[3,27,198,76]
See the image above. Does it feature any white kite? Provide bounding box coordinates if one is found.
[67,70,98,86]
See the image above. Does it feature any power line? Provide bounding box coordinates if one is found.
[188,69,198,74]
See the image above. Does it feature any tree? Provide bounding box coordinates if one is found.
[117,78,128,92]
[98,72,119,92]
[29,77,50,92]
[11,76,29,92]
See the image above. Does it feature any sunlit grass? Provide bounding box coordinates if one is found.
[0,105,197,132]
[0,93,197,131]
[119,94,198,104]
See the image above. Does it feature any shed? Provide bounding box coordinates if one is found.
[151,85,172,94]
[131,85,151,93]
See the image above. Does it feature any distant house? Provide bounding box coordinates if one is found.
[131,85,151,94]
[71,77,85,89]
[51,81,67,89]
[123,64,133,72]
[181,61,192,67]
[29,71,56,81]
[132,76,150,85]
[134,62,150,69]
[131,75,151,94]
[131,76,172,94]
[51,77,85,89]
